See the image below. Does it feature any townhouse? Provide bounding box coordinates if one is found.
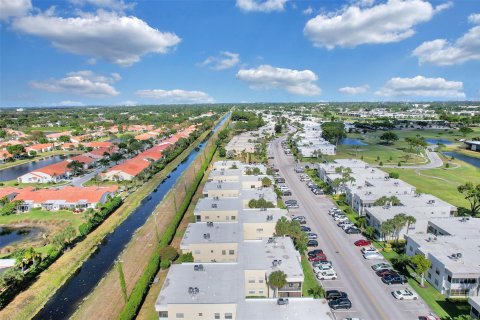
[155,161,330,319]
[25,143,55,154]
[293,121,336,157]
[5,185,117,212]
[405,218,480,298]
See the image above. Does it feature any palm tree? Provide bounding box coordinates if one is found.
[392,214,408,244]
[405,215,417,234]
[268,270,287,298]
[380,220,394,241]
[357,216,367,231]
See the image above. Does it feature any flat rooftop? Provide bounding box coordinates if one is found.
[396,193,455,210]
[195,197,242,212]
[428,217,480,238]
[237,298,334,320]
[240,237,303,281]
[364,178,414,189]
[366,204,451,222]
[351,186,415,201]
[203,181,242,191]
[408,234,480,275]
[212,160,243,170]
[155,263,243,308]
[239,208,288,223]
[180,222,241,248]
[240,188,277,204]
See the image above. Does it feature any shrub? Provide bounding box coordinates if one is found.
[388,172,400,179]
[177,252,194,263]
[159,245,178,262]
[160,260,171,270]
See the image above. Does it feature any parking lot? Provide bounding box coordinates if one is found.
[270,137,433,320]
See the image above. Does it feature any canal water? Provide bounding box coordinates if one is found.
[339,138,368,146]
[0,226,42,249]
[33,115,227,320]
[426,138,454,145]
[442,151,480,169]
[0,155,66,182]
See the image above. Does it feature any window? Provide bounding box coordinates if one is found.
[225,313,233,319]
[211,250,214,253]
[447,275,452,282]
[205,216,209,219]
[159,311,168,318]
[435,269,440,275]
[249,290,255,294]
[258,289,264,294]
[248,279,255,283]
[214,313,220,319]
[194,250,200,254]
[256,228,264,232]
[176,313,184,318]
[198,313,203,317]
[251,185,255,189]
[435,279,439,286]
[427,272,431,279]
[450,289,469,297]
[259,279,264,283]
[229,250,235,255]
[222,250,226,255]
[231,216,236,220]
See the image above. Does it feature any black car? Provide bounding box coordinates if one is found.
[308,249,324,257]
[307,240,318,247]
[285,199,298,205]
[345,227,361,234]
[382,274,407,285]
[301,226,311,232]
[282,190,292,196]
[328,298,352,310]
[325,290,348,301]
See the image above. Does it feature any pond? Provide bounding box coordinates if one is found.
[442,151,480,169]
[426,138,454,145]
[0,155,66,182]
[339,138,368,146]
[0,226,43,249]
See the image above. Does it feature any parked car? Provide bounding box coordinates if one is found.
[376,269,398,277]
[308,254,328,262]
[312,260,332,268]
[286,204,299,209]
[308,249,323,257]
[307,233,318,239]
[392,289,419,300]
[328,298,352,310]
[277,298,289,305]
[363,252,383,260]
[301,226,311,232]
[292,215,305,221]
[285,200,298,205]
[316,270,337,280]
[372,263,392,271]
[307,240,318,247]
[354,239,372,247]
[382,274,407,285]
[418,314,441,320]
[282,190,292,196]
[361,247,379,254]
[334,216,348,222]
[314,264,334,272]
[341,223,355,230]
[325,290,348,301]
[312,188,323,195]
[345,227,361,234]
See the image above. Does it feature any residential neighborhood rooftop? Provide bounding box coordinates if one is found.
[180,222,242,248]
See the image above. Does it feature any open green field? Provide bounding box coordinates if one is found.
[384,156,480,209]
[23,126,73,132]
[0,209,85,230]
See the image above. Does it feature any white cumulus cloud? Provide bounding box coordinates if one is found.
[200,51,240,70]
[338,85,369,94]
[302,6,313,15]
[69,0,135,12]
[12,10,181,66]
[30,70,120,97]
[375,75,465,99]
[236,0,288,12]
[304,0,445,49]
[0,0,31,21]
[236,64,321,96]
[412,13,480,65]
[135,89,214,104]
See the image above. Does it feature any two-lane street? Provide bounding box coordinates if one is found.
[269,136,432,320]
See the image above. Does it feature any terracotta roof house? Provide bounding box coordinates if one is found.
[68,155,96,169]
[87,146,116,159]
[46,131,72,141]
[84,141,114,149]
[13,185,118,211]
[61,143,78,150]
[26,143,55,153]
[0,150,13,163]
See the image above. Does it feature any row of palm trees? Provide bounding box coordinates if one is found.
[379,213,416,243]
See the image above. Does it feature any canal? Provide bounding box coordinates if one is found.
[0,155,66,182]
[32,115,227,320]
[442,151,480,169]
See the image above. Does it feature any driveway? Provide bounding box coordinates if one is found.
[269,137,433,320]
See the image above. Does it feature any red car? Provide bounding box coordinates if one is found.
[308,254,328,262]
[354,239,372,247]
[376,269,398,277]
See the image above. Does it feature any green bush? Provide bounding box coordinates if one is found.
[160,260,171,270]
[177,252,194,263]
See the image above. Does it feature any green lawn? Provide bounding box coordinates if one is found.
[384,159,480,209]
[301,256,319,297]
[0,209,86,230]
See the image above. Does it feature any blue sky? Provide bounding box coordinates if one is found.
[0,0,479,107]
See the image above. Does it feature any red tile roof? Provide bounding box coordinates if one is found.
[84,141,114,149]
[69,155,95,164]
[14,186,118,204]
[26,143,55,151]
[35,161,71,176]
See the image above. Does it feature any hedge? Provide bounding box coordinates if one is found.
[119,135,218,320]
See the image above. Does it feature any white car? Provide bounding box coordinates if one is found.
[341,223,355,230]
[312,261,332,268]
[361,247,379,254]
[372,263,392,271]
[314,264,334,273]
[316,270,338,280]
[392,289,419,300]
[334,216,348,222]
[363,252,383,260]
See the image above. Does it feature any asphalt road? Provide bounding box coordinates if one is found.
[269,137,433,320]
